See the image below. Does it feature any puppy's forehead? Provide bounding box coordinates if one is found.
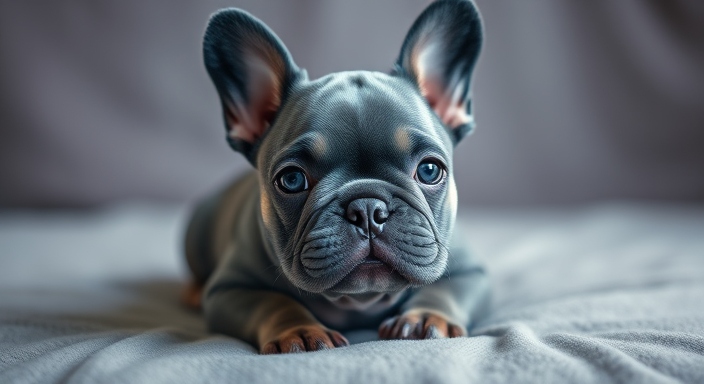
[299,71,435,133]
[267,71,451,170]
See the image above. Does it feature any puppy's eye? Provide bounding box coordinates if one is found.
[416,160,445,185]
[275,167,309,193]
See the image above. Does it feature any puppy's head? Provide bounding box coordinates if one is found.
[204,1,482,297]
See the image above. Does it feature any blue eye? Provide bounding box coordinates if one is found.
[416,160,444,185]
[276,167,309,193]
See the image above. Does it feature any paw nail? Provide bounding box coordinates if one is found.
[315,340,329,350]
[425,325,440,339]
[401,323,411,338]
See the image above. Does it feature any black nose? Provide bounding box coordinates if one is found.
[346,198,389,237]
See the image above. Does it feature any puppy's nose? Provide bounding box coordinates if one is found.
[346,198,389,237]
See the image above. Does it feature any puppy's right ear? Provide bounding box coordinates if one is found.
[395,0,483,145]
[203,9,301,165]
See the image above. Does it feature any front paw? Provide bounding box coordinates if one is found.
[261,324,349,354]
[379,310,466,340]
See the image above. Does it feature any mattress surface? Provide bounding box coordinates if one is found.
[1,203,703,383]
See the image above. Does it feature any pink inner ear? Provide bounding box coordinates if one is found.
[413,40,472,129]
[227,48,284,144]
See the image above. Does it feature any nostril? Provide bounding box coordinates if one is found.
[347,211,357,223]
[348,212,363,227]
[373,208,388,224]
[346,198,389,235]
[346,201,368,228]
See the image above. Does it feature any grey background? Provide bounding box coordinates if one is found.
[1,0,703,208]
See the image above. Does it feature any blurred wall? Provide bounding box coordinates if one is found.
[1,0,703,208]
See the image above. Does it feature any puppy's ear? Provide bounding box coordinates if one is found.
[395,0,483,144]
[204,9,301,164]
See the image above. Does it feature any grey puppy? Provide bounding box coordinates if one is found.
[184,0,489,354]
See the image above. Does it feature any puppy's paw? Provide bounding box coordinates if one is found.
[261,325,349,354]
[378,309,466,340]
[180,280,203,311]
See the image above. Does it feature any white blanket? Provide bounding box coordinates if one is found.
[1,203,703,383]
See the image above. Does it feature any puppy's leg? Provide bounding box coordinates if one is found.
[205,289,349,354]
[380,247,490,340]
[182,196,220,310]
[180,280,204,310]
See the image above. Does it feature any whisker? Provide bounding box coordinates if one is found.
[272,266,285,287]
[264,263,279,271]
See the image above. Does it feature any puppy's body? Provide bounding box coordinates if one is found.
[186,1,490,353]
[186,172,487,332]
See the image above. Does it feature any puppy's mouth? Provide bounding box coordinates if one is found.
[298,227,437,294]
[361,254,384,264]
[288,196,447,294]
[326,249,409,295]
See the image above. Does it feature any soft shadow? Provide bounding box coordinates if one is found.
[56,278,380,346]
[60,278,209,339]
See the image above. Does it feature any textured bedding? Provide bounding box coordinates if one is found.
[1,203,703,383]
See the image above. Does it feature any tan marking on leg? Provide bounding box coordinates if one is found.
[181,280,204,311]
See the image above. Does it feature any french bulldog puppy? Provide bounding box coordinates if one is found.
[184,0,489,354]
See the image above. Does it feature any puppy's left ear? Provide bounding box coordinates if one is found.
[395,0,483,144]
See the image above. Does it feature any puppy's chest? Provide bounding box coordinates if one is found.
[300,290,412,330]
